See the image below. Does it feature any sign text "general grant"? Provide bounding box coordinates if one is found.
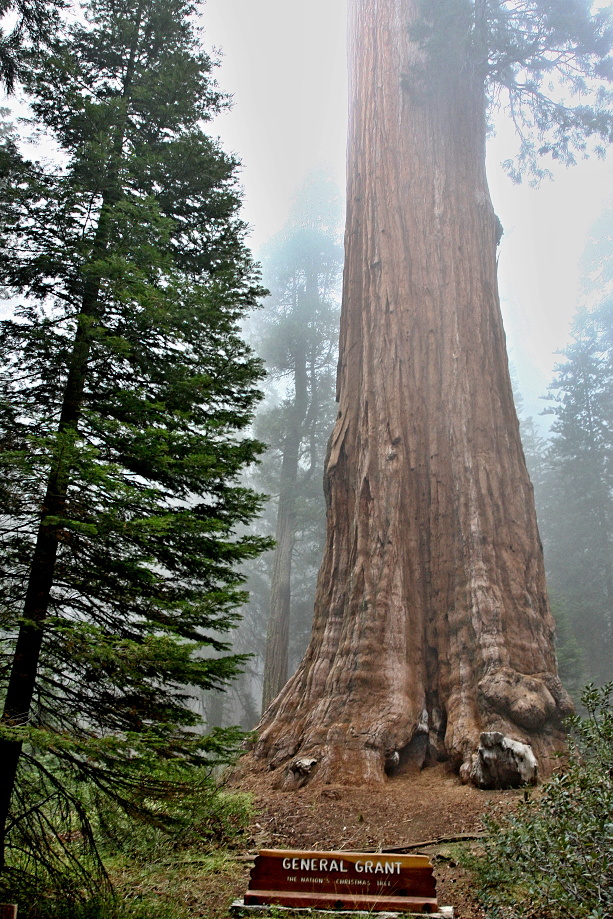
[281,858,404,875]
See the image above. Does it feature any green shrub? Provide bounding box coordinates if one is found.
[0,755,253,919]
[474,683,613,919]
[99,781,253,863]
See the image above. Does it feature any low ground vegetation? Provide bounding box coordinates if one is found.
[474,682,613,918]
[0,769,254,919]
[3,686,612,917]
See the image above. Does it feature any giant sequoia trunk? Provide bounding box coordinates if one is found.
[255,0,571,787]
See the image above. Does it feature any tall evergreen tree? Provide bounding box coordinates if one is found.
[511,376,585,697]
[542,306,613,684]
[0,0,268,878]
[199,172,343,729]
[255,0,611,788]
[254,174,342,712]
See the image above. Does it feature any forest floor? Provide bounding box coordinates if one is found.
[224,759,525,919]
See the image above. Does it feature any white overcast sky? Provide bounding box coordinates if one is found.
[202,0,613,427]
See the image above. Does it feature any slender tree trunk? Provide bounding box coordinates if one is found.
[261,455,298,711]
[262,338,309,711]
[255,0,571,787]
[581,384,613,659]
[0,274,103,868]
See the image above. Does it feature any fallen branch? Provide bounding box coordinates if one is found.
[382,833,486,852]
[236,832,486,862]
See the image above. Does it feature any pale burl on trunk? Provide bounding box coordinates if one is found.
[254,0,572,787]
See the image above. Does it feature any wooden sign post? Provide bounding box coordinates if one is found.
[0,906,17,919]
[240,848,443,914]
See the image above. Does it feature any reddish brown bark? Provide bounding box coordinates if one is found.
[254,0,571,786]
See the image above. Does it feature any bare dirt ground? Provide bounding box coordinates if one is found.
[232,759,523,919]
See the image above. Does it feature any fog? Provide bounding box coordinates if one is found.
[203,0,613,427]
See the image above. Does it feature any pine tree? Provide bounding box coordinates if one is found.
[542,306,613,684]
[0,0,268,879]
[0,0,63,91]
[252,174,342,712]
[512,376,585,697]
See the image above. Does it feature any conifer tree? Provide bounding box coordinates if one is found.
[256,176,342,712]
[0,0,268,877]
[512,378,585,696]
[255,0,612,788]
[205,177,343,730]
[542,306,613,684]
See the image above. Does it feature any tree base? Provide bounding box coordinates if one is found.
[253,666,572,790]
[252,728,568,791]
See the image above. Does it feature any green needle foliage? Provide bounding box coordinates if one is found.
[0,0,64,92]
[0,0,269,899]
[475,683,613,919]
[539,304,613,686]
[414,0,613,181]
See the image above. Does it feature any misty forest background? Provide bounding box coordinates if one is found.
[204,172,613,731]
[1,0,611,764]
[0,0,613,916]
[0,0,610,752]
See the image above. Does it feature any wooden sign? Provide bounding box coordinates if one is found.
[0,906,17,919]
[244,848,438,913]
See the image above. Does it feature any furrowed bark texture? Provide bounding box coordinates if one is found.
[255,0,571,786]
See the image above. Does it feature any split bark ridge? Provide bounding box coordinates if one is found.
[255,0,572,787]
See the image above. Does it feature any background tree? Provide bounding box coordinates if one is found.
[512,376,586,698]
[540,305,613,685]
[257,175,342,712]
[0,0,267,884]
[0,0,64,91]
[509,201,613,697]
[199,175,342,727]
[254,0,613,788]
